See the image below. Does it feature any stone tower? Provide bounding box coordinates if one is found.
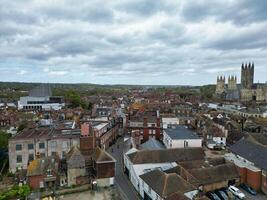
[215,76,225,94]
[228,75,237,90]
[241,62,254,89]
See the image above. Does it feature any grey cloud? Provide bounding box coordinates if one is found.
[116,0,177,16]
[0,0,267,84]
[181,0,267,25]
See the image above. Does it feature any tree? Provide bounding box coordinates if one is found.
[65,90,82,108]
[0,131,11,150]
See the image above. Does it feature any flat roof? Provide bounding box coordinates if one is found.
[164,126,200,140]
[10,127,80,141]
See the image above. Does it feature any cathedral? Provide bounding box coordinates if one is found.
[215,62,267,102]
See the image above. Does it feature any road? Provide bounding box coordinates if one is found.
[107,137,141,200]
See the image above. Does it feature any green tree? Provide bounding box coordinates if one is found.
[0,131,11,150]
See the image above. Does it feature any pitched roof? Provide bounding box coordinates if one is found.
[165,192,190,200]
[188,163,239,185]
[66,146,85,169]
[27,156,59,176]
[164,126,200,140]
[127,148,205,164]
[140,170,195,198]
[92,147,116,163]
[139,138,165,150]
[229,138,267,170]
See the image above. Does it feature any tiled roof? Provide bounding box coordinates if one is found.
[127,148,205,164]
[140,170,195,198]
[188,163,239,185]
[27,156,59,177]
[92,147,116,163]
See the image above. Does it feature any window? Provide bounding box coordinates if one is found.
[50,141,57,149]
[39,143,45,149]
[16,144,22,151]
[47,169,52,177]
[62,151,66,158]
[62,141,68,149]
[40,153,45,158]
[51,152,57,156]
[28,143,34,150]
[17,155,22,163]
[28,154,34,162]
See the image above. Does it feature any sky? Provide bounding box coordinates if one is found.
[1,0,267,85]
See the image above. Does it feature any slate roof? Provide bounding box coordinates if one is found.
[139,138,165,150]
[229,138,267,170]
[127,148,205,164]
[140,170,195,198]
[164,126,200,140]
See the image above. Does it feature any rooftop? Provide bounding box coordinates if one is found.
[164,125,200,140]
[229,138,267,170]
[139,138,165,150]
[140,170,195,198]
[10,127,81,141]
[127,147,205,164]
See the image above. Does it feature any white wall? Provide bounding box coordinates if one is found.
[163,131,202,148]
[162,117,179,129]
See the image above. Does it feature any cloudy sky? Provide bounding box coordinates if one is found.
[1,0,267,85]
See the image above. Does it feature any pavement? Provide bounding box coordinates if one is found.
[238,187,267,200]
[59,188,120,200]
[107,137,141,200]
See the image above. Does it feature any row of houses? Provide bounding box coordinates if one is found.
[123,147,240,200]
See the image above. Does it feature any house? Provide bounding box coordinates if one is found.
[66,146,87,186]
[92,147,116,186]
[163,125,202,148]
[124,148,205,195]
[225,137,267,194]
[27,156,60,189]
[140,170,197,200]
[127,110,162,143]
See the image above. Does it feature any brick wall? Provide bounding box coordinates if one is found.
[247,168,262,191]
[96,162,115,179]
[28,175,44,189]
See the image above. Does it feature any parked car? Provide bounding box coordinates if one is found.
[228,185,245,199]
[207,192,221,200]
[240,183,257,195]
[215,190,228,200]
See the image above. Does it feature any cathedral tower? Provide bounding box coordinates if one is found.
[215,76,225,94]
[241,62,254,89]
[228,75,237,90]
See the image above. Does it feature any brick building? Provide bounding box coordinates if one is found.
[225,138,267,194]
[127,110,162,143]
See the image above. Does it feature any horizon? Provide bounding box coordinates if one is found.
[1,0,267,85]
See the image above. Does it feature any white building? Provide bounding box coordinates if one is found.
[140,170,198,200]
[124,147,205,199]
[18,86,64,111]
[162,117,180,129]
[163,125,202,149]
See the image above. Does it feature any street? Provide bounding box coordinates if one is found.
[107,137,141,200]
